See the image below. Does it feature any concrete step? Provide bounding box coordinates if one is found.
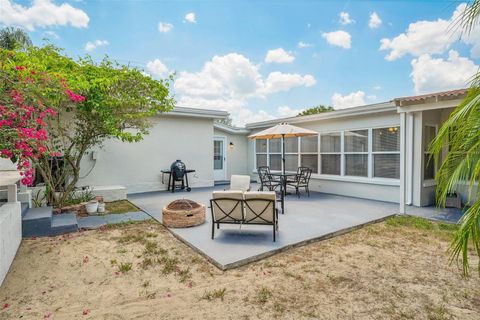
[21,202,29,218]
[22,206,53,237]
[50,213,78,236]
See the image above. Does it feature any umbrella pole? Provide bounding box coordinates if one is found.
[282,134,285,174]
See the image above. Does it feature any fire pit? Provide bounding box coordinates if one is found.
[162,199,205,228]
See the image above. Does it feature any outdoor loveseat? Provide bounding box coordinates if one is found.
[209,191,279,241]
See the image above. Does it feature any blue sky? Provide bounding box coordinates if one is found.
[1,0,478,125]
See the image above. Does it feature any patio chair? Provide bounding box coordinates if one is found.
[244,191,278,241]
[257,166,281,191]
[228,175,251,192]
[210,191,244,239]
[287,168,312,198]
[286,166,310,184]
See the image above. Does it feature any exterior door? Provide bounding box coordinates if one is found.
[213,137,226,181]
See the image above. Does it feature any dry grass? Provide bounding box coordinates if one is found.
[0,217,479,319]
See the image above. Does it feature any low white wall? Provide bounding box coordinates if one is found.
[0,202,22,286]
[310,178,399,203]
[78,115,215,194]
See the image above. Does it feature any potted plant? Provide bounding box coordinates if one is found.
[445,192,462,209]
[85,200,99,215]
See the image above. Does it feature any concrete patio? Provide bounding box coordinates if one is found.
[130,186,403,269]
[129,186,464,269]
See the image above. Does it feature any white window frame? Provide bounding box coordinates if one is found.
[253,125,402,187]
[319,131,342,176]
[283,136,299,172]
[299,135,319,174]
[372,126,401,179]
[254,139,268,169]
[344,129,369,178]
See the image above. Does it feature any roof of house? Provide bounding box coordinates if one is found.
[245,101,396,129]
[164,106,229,119]
[393,89,468,107]
[246,88,469,129]
[213,122,250,134]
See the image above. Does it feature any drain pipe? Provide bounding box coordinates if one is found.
[407,112,414,206]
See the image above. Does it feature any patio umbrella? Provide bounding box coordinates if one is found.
[248,123,318,174]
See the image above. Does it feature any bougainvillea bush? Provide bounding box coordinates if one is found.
[0,46,174,207]
[0,57,83,186]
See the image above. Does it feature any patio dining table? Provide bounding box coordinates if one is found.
[268,172,298,214]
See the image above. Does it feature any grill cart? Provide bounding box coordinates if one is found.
[161,160,195,193]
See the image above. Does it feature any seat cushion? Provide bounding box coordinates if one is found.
[243,191,276,223]
[229,175,251,192]
[211,191,244,222]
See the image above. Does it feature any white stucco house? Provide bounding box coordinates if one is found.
[75,88,469,214]
[0,88,470,286]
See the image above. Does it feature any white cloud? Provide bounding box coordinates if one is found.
[277,105,303,117]
[43,30,59,39]
[380,4,480,60]
[263,72,316,94]
[158,22,173,33]
[184,12,196,23]
[84,40,109,52]
[174,53,315,125]
[339,12,354,25]
[297,41,312,48]
[322,30,351,49]
[373,85,382,90]
[331,91,366,109]
[368,12,382,29]
[146,59,169,78]
[265,48,295,63]
[0,0,89,30]
[410,50,477,93]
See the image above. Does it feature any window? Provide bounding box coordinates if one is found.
[320,132,341,175]
[344,130,368,177]
[284,137,298,172]
[255,136,318,173]
[300,136,318,173]
[255,139,267,167]
[424,126,436,180]
[269,138,282,170]
[373,127,400,179]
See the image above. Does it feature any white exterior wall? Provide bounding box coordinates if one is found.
[248,111,401,203]
[213,129,249,179]
[0,199,21,286]
[78,115,215,194]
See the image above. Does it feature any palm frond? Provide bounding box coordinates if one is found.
[430,87,480,275]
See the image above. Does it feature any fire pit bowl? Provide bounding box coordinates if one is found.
[162,199,205,228]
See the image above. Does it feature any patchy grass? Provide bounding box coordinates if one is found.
[118,262,133,273]
[386,215,459,241]
[256,286,272,304]
[200,288,227,302]
[1,218,479,320]
[105,200,141,214]
[159,256,179,275]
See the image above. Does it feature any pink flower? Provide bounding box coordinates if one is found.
[2,303,9,310]
[82,309,90,315]
[15,66,25,70]
[65,89,86,103]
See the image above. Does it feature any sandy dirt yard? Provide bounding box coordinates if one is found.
[0,216,479,320]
